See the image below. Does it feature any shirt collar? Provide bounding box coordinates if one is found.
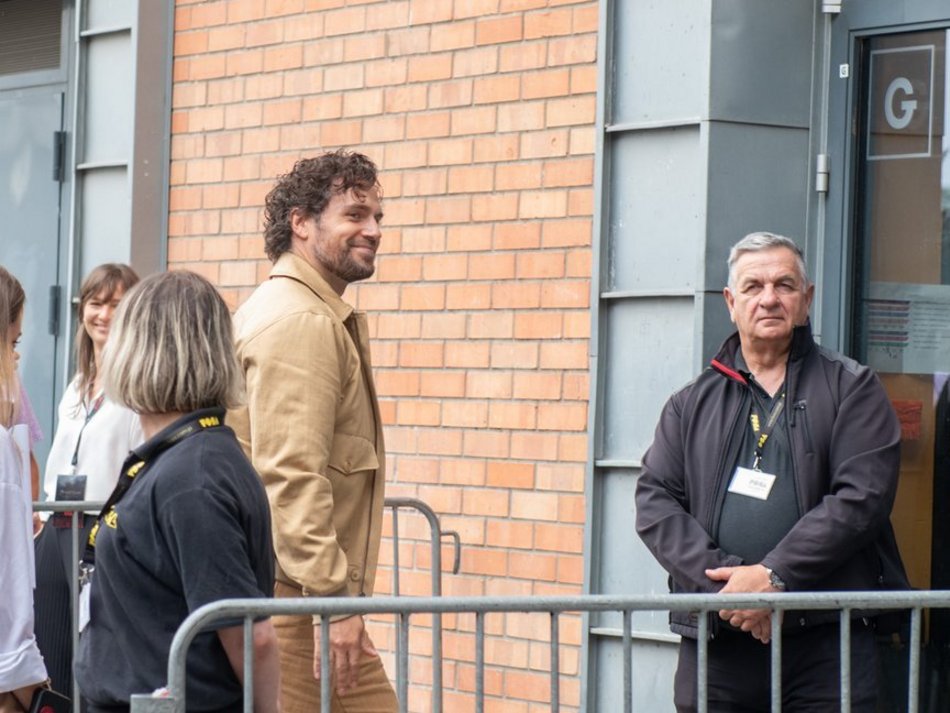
[270,252,355,322]
[130,407,226,463]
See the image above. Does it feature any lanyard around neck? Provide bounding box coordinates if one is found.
[749,391,786,471]
[81,411,223,567]
[70,391,106,470]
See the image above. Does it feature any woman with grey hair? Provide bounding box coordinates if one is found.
[75,270,279,713]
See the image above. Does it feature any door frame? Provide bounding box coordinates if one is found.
[0,1,76,464]
[824,4,950,354]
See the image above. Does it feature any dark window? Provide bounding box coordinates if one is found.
[0,0,62,76]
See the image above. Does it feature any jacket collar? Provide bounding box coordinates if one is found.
[710,321,815,384]
[270,252,354,322]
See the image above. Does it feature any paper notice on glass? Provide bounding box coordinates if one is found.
[867,282,950,374]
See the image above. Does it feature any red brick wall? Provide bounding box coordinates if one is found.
[169,1,596,709]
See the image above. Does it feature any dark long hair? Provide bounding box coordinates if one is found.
[75,263,139,401]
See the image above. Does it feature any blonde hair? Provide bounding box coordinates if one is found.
[75,263,140,401]
[102,271,243,415]
[0,267,25,428]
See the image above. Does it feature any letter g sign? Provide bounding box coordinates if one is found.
[884,77,917,130]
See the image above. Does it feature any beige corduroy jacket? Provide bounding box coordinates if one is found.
[229,252,386,604]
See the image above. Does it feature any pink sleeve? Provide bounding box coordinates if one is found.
[16,378,43,446]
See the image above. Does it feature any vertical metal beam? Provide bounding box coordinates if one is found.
[391,507,401,596]
[550,613,560,712]
[475,612,485,713]
[908,608,922,713]
[580,0,618,707]
[320,620,331,713]
[243,617,254,713]
[770,610,782,713]
[398,612,409,713]
[70,513,82,710]
[697,614,708,713]
[391,507,403,699]
[839,611,851,713]
[622,609,632,713]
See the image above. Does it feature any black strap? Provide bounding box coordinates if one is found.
[81,410,224,568]
[69,391,106,471]
[749,392,786,471]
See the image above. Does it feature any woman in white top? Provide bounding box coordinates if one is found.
[0,265,48,709]
[34,263,142,698]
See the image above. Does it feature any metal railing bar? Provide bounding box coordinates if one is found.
[391,505,403,701]
[391,506,401,596]
[384,496,457,713]
[771,609,782,713]
[622,609,632,713]
[33,501,102,712]
[145,591,950,713]
[243,617,253,713]
[550,612,560,712]
[475,612,485,713]
[320,619,331,713]
[398,612,409,713]
[166,591,950,617]
[909,607,922,713]
[70,510,82,708]
[443,529,462,574]
[839,611,851,713]
[697,613,708,713]
[36,498,457,713]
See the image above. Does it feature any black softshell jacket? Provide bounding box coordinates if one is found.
[635,322,910,639]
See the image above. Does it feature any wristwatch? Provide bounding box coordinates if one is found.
[765,567,787,591]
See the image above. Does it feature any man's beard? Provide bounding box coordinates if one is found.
[312,242,375,285]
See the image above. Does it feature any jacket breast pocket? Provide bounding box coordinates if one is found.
[327,432,379,476]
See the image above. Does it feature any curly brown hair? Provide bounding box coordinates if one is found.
[263,150,380,262]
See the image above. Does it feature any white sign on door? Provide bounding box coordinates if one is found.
[867,45,934,160]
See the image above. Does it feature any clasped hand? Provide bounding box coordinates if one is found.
[705,564,781,644]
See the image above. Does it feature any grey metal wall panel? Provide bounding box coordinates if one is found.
[84,32,132,163]
[592,467,673,636]
[590,637,677,713]
[86,0,134,30]
[702,122,810,290]
[607,127,703,293]
[610,0,709,125]
[80,167,130,275]
[697,290,737,370]
[601,297,694,462]
[838,0,950,30]
[709,1,814,127]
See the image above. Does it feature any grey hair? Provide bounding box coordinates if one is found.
[727,232,808,290]
[102,270,244,415]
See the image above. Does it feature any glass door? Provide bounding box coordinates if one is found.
[851,27,949,712]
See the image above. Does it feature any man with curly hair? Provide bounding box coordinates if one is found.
[230,150,396,712]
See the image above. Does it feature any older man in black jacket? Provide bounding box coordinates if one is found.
[636,232,909,712]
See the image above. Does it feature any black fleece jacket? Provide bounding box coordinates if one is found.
[636,322,910,639]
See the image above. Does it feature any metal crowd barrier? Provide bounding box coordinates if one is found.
[129,590,950,713]
[33,500,93,711]
[32,497,461,713]
[382,497,461,713]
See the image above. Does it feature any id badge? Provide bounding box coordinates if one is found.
[727,466,776,501]
[55,474,87,501]
[79,580,92,632]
